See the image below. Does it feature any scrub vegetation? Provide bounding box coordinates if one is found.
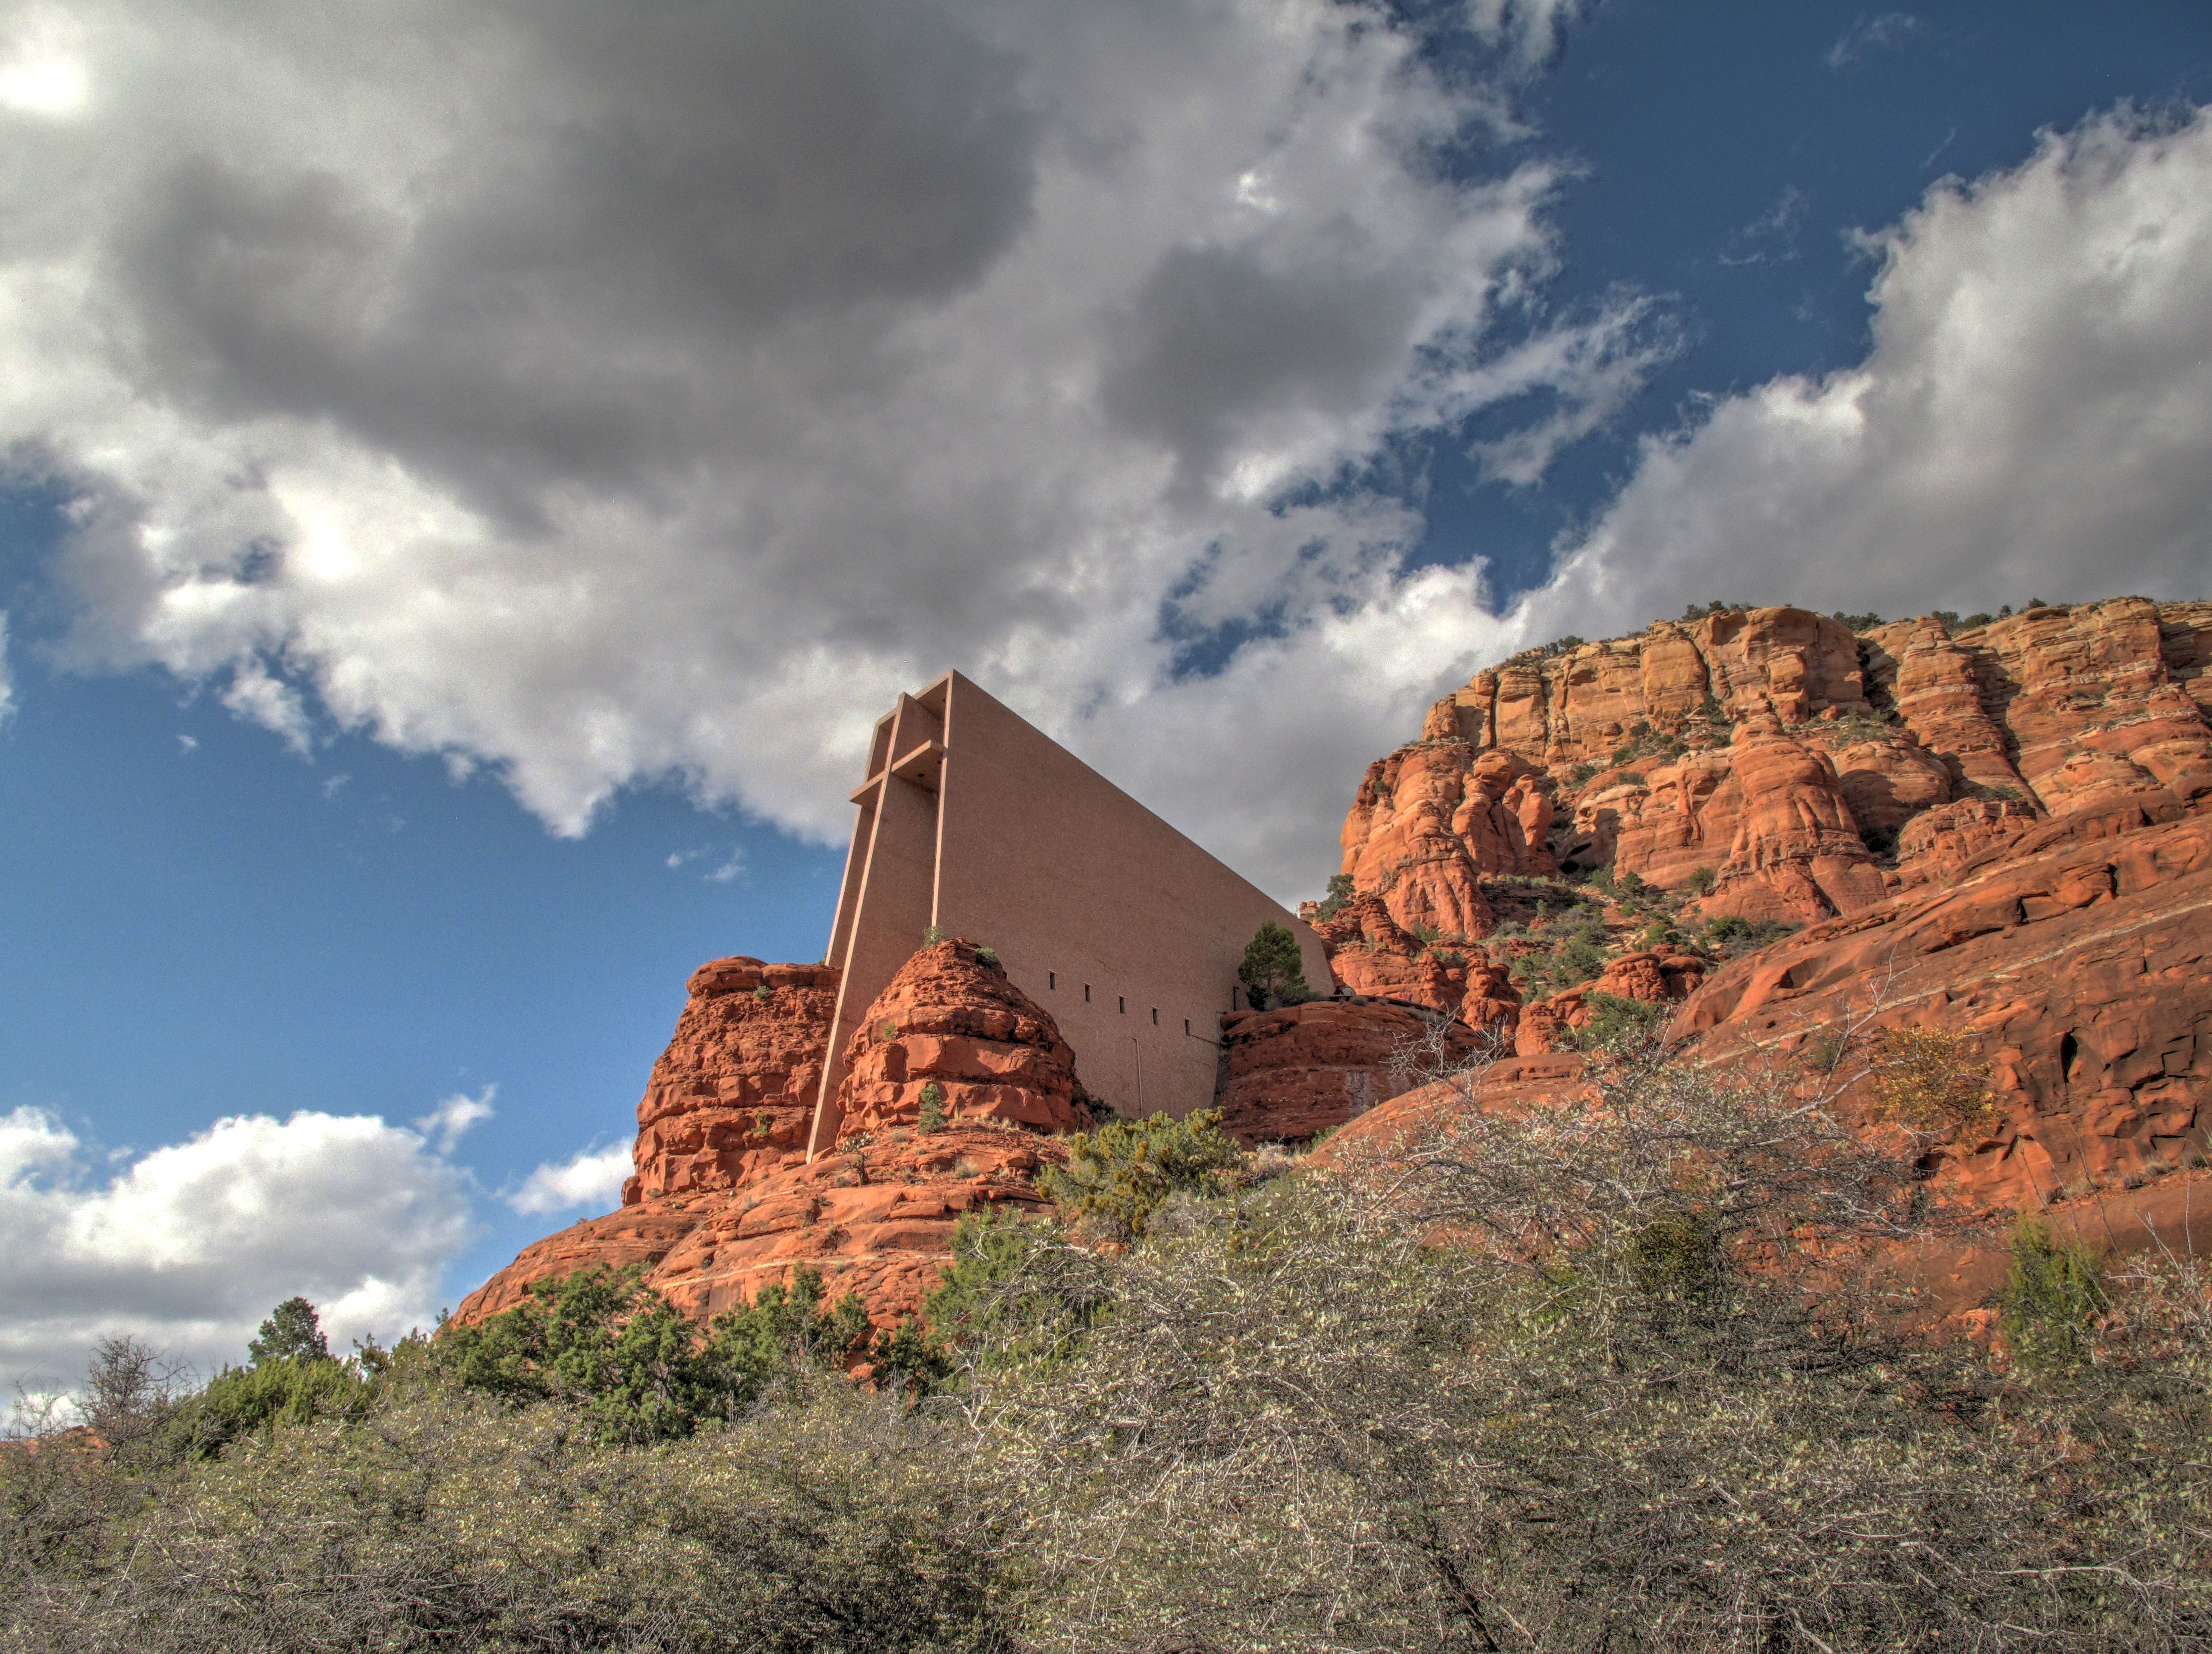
[7,1040,2209,1652]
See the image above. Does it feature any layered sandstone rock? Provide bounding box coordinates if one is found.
[830,940,1088,1137]
[1506,948,1706,1055]
[1316,598,2212,1310]
[1313,893,1519,1026]
[1214,998,1493,1144]
[1333,602,2212,984]
[456,1199,720,1323]
[459,939,1086,1331]
[638,1124,1067,1327]
[625,957,839,1205]
[1674,789,2212,1208]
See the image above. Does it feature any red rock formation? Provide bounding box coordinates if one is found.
[456,1199,721,1323]
[638,1124,1067,1328]
[1319,598,2212,1309]
[1339,741,1494,939]
[1673,789,2212,1207]
[1590,948,1706,1004]
[1696,716,1890,924]
[458,939,1086,1332]
[626,957,839,1205]
[1214,998,1493,1144]
[829,940,1088,1138]
[1312,892,1520,1029]
[1338,602,2212,945]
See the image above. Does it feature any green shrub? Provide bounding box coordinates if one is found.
[1040,1109,1243,1242]
[1567,990,1670,1051]
[436,1264,870,1444]
[1551,930,1607,987]
[161,1356,371,1460]
[1706,913,1797,954]
[914,1209,1113,1374]
[1685,864,1718,895]
[918,1081,947,1132]
[1237,921,1312,1011]
[6,1385,1018,1653]
[1999,1216,2109,1372]
[1626,1208,1725,1303]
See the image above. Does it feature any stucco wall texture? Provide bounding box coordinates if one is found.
[807,672,1332,1153]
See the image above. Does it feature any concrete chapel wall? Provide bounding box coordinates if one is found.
[808,672,1330,1152]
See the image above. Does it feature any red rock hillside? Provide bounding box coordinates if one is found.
[1316,596,2212,1313]
[1317,599,2212,1032]
[457,940,1084,1330]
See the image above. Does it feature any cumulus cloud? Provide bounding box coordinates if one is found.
[1519,105,2212,646]
[0,1104,475,1396]
[3,3,2201,910]
[0,0,1642,901]
[507,1142,630,1217]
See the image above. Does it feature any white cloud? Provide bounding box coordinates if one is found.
[0,1104,475,1396]
[1827,12,1924,71]
[413,1085,494,1154]
[3,5,2198,913]
[0,0,1644,902]
[1464,0,1588,70]
[0,610,13,724]
[0,6,89,116]
[1521,105,2212,645]
[506,1142,630,1217]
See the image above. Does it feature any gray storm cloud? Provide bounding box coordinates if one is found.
[5,0,1615,900]
[1,1,2206,901]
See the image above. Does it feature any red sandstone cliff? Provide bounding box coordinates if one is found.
[1322,600,2212,1028]
[626,957,839,1205]
[1314,600,2212,1314]
[457,940,1081,1329]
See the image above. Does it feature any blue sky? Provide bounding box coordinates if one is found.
[1,0,2206,1395]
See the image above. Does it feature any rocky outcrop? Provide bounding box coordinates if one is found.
[1338,742,1495,940]
[1214,998,1492,1144]
[1674,790,2212,1208]
[459,939,1086,1332]
[1314,893,1520,1026]
[829,941,1088,1138]
[625,958,840,1205]
[1332,602,2212,981]
[455,1200,722,1323]
[1317,598,2212,1310]
[1506,948,1706,1055]
[635,1124,1066,1328]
